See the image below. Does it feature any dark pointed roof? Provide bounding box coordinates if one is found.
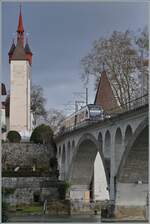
[1,83,7,95]
[94,70,118,113]
[24,42,32,54]
[8,42,16,55]
[5,95,10,117]
[11,39,26,60]
[17,6,24,33]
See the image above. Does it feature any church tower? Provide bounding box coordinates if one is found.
[8,5,32,137]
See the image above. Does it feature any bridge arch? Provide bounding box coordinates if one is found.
[98,132,103,147]
[115,128,123,173]
[67,141,71,166]
[61,144,66,179]
[124,125,133,146]
[104,130,111,158]
[112,118,149,223]
[58,146,61,169]
[72,140,75,149]
[69,133,109,200]
[115,118,148,211]
[117,118,148,183]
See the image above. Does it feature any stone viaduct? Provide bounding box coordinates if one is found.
[55,104,148,215]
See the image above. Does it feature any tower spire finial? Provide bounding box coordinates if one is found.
[17,2,24,46]
[17,2,24,33]
[102,62,105,71]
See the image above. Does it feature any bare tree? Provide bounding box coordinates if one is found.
[31,85,47,125]
[45,109,65,133]
[81,30,141,109]
[135,26,148,58]
[135,26,149,97]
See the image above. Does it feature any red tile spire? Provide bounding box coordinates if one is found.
[17,3,24,33]
[17,3,24,46]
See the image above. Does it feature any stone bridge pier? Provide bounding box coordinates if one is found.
[55,105,148,218]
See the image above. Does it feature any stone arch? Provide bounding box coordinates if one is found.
[104,130,111,158]
[115,128,123,173]
[72,140,75,149]
[104,130,111,188]
[61,144,66,180]
[117,118,148,183]
[58,146,61,169]
[69,133,109,200]
[58,146,61,157]
[124,125,133,146]
[98,132,103,150]
[67,141,71,166]
[116,118,148,210]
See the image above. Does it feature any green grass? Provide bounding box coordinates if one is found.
[22,205,42,213]
[8,205,43,214]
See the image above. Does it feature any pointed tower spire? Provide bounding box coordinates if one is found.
[17,3,24,46]
[94,68,118,113]
[17,3,24,33]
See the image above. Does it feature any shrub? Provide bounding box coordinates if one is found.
[58,181,70,200]
[2,124,7,133]
[49,157,58,170]
[2,187,16,195]
[2,200,8,222]
[7,130,21,143]
[30,124,53,144]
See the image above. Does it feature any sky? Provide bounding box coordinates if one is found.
[2,1,148,115]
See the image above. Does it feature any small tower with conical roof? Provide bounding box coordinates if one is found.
[8,5,33,137]
[94,66,118,113]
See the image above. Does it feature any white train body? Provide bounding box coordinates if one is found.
[59,104,106,133]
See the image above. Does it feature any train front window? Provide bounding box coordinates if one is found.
[90,108,101,117]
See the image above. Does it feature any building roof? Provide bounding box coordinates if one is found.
[94,70,118,113]
[5,95,10,117]
[11,39,27,60]
[8,42,16,55]
[24,42,32,55]
[1,83,7,95]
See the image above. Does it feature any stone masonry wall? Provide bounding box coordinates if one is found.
[2,177,59,206]
[2,143,59,206]
[2,143,54,170]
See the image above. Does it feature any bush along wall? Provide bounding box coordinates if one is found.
[30,124,53,144]
[7,131,21,143]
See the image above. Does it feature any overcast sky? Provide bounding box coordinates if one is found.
[2,1,148,115]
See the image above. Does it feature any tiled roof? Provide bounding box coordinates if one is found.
[1,83,7,95]
[24,43,32,54]
[94,70,118,112]
[11,39,26,60]
[5,95,10,117]
[8,43,16,55]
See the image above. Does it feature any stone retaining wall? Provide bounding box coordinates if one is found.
[2,143,53,170]
[2,177,59,206]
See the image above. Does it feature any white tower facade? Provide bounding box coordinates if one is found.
[10,61,31,134]
[8,6,32,137]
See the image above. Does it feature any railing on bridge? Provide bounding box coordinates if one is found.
[107,93,148,116]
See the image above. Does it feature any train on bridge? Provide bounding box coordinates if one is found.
[58,104,110,134]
